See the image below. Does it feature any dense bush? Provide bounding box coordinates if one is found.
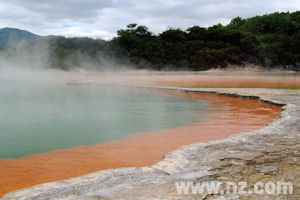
[7,11,300,71]
[108,11,299,70]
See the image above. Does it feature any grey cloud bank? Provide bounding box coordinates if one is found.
[0,0,299,39]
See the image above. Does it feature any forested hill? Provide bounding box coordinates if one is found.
[0,28,42,46]
[1,11,299,71]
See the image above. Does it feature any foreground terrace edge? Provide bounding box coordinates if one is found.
[2,88,299,200]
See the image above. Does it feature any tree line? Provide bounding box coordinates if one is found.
[2,11,300,71]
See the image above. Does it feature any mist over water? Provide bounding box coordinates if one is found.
[0,46,209,159]
[0,79,208,159]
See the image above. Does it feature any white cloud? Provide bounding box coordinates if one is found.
[0,0,299,39]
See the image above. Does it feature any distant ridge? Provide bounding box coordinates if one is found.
[0,27,48,46]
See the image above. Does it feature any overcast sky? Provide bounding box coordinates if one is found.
[0,0,299,40]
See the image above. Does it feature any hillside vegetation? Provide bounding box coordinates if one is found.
[0,28,41,46]
[1,11,299,71]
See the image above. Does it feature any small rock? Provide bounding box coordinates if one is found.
[256,165,278,173]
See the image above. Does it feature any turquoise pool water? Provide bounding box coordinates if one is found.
[0,76,209,159]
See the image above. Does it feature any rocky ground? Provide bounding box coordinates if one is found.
[2,88,299,200]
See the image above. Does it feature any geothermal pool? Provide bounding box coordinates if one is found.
[0,78,209,159]
[0,73,282,197]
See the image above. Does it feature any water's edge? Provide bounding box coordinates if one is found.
[2,87,299,200]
